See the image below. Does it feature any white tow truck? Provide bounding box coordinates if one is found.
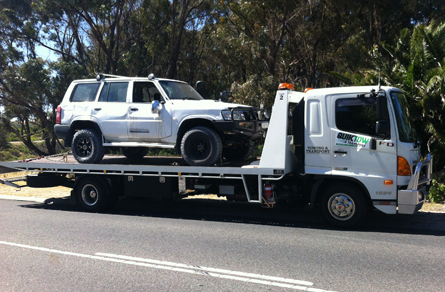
[0,84,433,227]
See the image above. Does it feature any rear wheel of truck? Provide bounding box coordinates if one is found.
[320,184,368,228]
[181,126,222,166]
[121,147,149,159]
[72,129,104,164]
[75,176,117,212]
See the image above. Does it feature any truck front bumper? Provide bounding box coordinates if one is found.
[398,154,433,214]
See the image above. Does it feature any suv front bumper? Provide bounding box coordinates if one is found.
[212,120,267,140]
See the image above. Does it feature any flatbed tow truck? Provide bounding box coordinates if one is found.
[0,85,433,227]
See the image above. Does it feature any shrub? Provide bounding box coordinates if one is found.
[428,172,445,203]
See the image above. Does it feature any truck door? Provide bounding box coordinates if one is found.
[330,93,397,199]
[304,96,332,172]
[127,82,172,142]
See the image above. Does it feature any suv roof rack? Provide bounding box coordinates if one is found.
[95,73,157,81]
[96,73,128,81]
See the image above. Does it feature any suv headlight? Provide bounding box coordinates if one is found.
[221,110,232,121]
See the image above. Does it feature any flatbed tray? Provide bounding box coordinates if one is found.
[0,155,280,178]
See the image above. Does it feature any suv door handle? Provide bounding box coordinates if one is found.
[334,150,347,154]
[94,108,102,111]
[130,108,139,111]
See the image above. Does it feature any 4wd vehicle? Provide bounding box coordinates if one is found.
[55,73,269,166]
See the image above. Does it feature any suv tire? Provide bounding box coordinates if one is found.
[121,147,149,159]
[181,126,222,166]
[72,129,105,164]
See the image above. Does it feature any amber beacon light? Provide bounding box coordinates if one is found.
[278,83,294,90]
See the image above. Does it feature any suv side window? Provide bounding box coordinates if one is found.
[70,83,100,102]
[335,97,377,137]
[99,82,129,102]
[133,82,161,103]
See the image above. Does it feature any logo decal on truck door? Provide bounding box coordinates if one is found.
[306,146,330,154]
[336,132,370,148]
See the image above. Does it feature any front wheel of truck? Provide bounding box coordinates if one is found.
[320,184,368,228]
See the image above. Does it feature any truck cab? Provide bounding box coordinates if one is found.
[260,85,432,226]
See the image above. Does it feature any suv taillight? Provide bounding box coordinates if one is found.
[56,106,61,124]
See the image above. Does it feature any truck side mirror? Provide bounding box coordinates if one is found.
[375,93,390,138]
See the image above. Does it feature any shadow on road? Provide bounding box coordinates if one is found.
[20,196,445,236]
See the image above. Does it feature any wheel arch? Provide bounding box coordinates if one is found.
[65,120,103,147]
[74,175,112,195]
[311,176,372,210]
[175,118,219,153]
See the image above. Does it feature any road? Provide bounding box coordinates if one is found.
[1,197,445,292]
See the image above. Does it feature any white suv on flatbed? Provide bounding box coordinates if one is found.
[55,73,268,166]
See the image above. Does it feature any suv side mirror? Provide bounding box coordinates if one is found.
[375,93,390,138]
[152,100,161,113]
[195,81,209,99]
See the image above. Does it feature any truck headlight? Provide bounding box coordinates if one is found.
[221,110,232,121]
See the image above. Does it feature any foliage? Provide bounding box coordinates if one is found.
[1,0,445,160]
[429,172,445,203]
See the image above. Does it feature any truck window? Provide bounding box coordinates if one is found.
[133,82,161,103]
[70,83,100,102]
[335,98,377,137]
[99,82,129,102]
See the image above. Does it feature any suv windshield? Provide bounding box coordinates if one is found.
[389,91,415,142]
[159,81,203,100]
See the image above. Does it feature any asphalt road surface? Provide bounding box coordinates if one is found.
[1,197,445,292]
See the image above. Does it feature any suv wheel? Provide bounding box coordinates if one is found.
[121,147,149,159]
[72,129,105,164]
[181,126,222,166]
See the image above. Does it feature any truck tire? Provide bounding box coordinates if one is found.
[72,129,105,164]
[75,176,116,212]
[223,140,255,161]
[121,147,149,159]
[181,126,222,166]
[320,183,368,228]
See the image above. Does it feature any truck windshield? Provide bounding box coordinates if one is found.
[159,81,203,100]
[389,91,415,142]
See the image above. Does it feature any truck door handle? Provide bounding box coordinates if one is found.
[94,108,102,111]
[334,150,347,154]
[130,108,139,111]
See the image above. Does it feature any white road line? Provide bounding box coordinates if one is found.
[0,241,336,292]
[96,252,313,286]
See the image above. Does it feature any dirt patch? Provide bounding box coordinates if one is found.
[1,171,70,198]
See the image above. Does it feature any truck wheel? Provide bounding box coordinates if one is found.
[320,184,368,228]
[181,126,222,166]
[223,140,255,161]
[121,147,149,159]
[75,176,116,212]
[72,129,105,164]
